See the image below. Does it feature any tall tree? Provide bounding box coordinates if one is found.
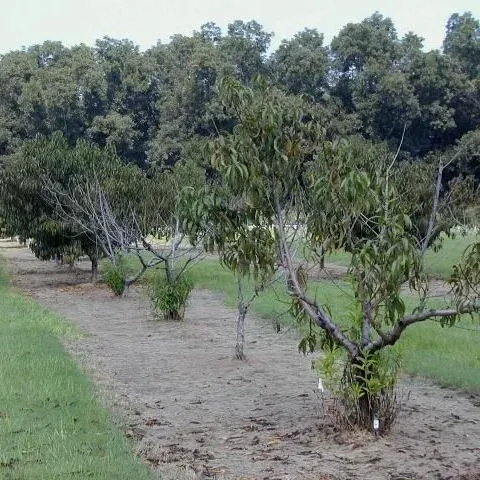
[402,49,471,155]
[0,50,37,155]
[93,37,155,165]
[271,28,328,101]
[443,12,480,79]
[330,12,398,81]
[329,14,417,147]
[147,30,230,167]
[220,20,272,84]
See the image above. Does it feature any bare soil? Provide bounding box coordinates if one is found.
[2,241,479,480]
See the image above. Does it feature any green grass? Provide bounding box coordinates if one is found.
[324,250,352,267]
[0,262,153,480]
[422,232,479,279]
[401,319,480,391]
[188,260,480,392]
[188,259,354,323]
[324,233,480,280]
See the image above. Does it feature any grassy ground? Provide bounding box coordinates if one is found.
[0,263,153,479]
[400,320,480,391]
[325,233,480,280]
[187,260,480,392]
[422,232,479,279]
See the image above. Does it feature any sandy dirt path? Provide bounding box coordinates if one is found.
[2,242,479,480]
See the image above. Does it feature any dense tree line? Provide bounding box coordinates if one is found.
[0,12,478,177]
[1,11,479,271]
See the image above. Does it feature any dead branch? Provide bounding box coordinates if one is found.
[42,173,205,291]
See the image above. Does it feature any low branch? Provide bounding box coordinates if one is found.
[176,248,204,278]
[365,305,478,353]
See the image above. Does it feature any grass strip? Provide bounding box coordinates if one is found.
[325,233,480,280]
[0,260,153,480]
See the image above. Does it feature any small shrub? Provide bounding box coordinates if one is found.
[148,271,193,320]
[103,256,127,296]
[313,344,402,433]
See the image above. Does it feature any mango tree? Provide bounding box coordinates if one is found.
[0,134,103,277]
[184,77,480,431]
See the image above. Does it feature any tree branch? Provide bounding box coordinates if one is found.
[274,195,358,358]
[365,305,478,353]
[421,161,444,255]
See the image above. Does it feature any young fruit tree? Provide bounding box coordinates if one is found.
[0,134,104,277]
[180,155,283,359]
[184,76,480,432]
[38,136,165,291]
[36,135,204,317]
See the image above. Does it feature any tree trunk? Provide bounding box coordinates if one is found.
[319,253,325,270]
[90,256,98,283]
[165,257,174,283]
[341,354,395,433]
[68,256,75,271]
[319,246,325,270]
[122,279,132,298]
[54,252,62,266]
[235,303,247,360]
[350,354,374,427]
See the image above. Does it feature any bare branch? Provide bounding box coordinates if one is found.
[42,172,203,292]
[421,149,467,255]
[384,123,407,220]
[365,305,479,353]
[388,123,407,174]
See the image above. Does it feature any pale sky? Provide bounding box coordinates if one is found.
[0,0,479,54]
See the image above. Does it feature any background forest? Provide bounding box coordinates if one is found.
[0,12,479,181]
